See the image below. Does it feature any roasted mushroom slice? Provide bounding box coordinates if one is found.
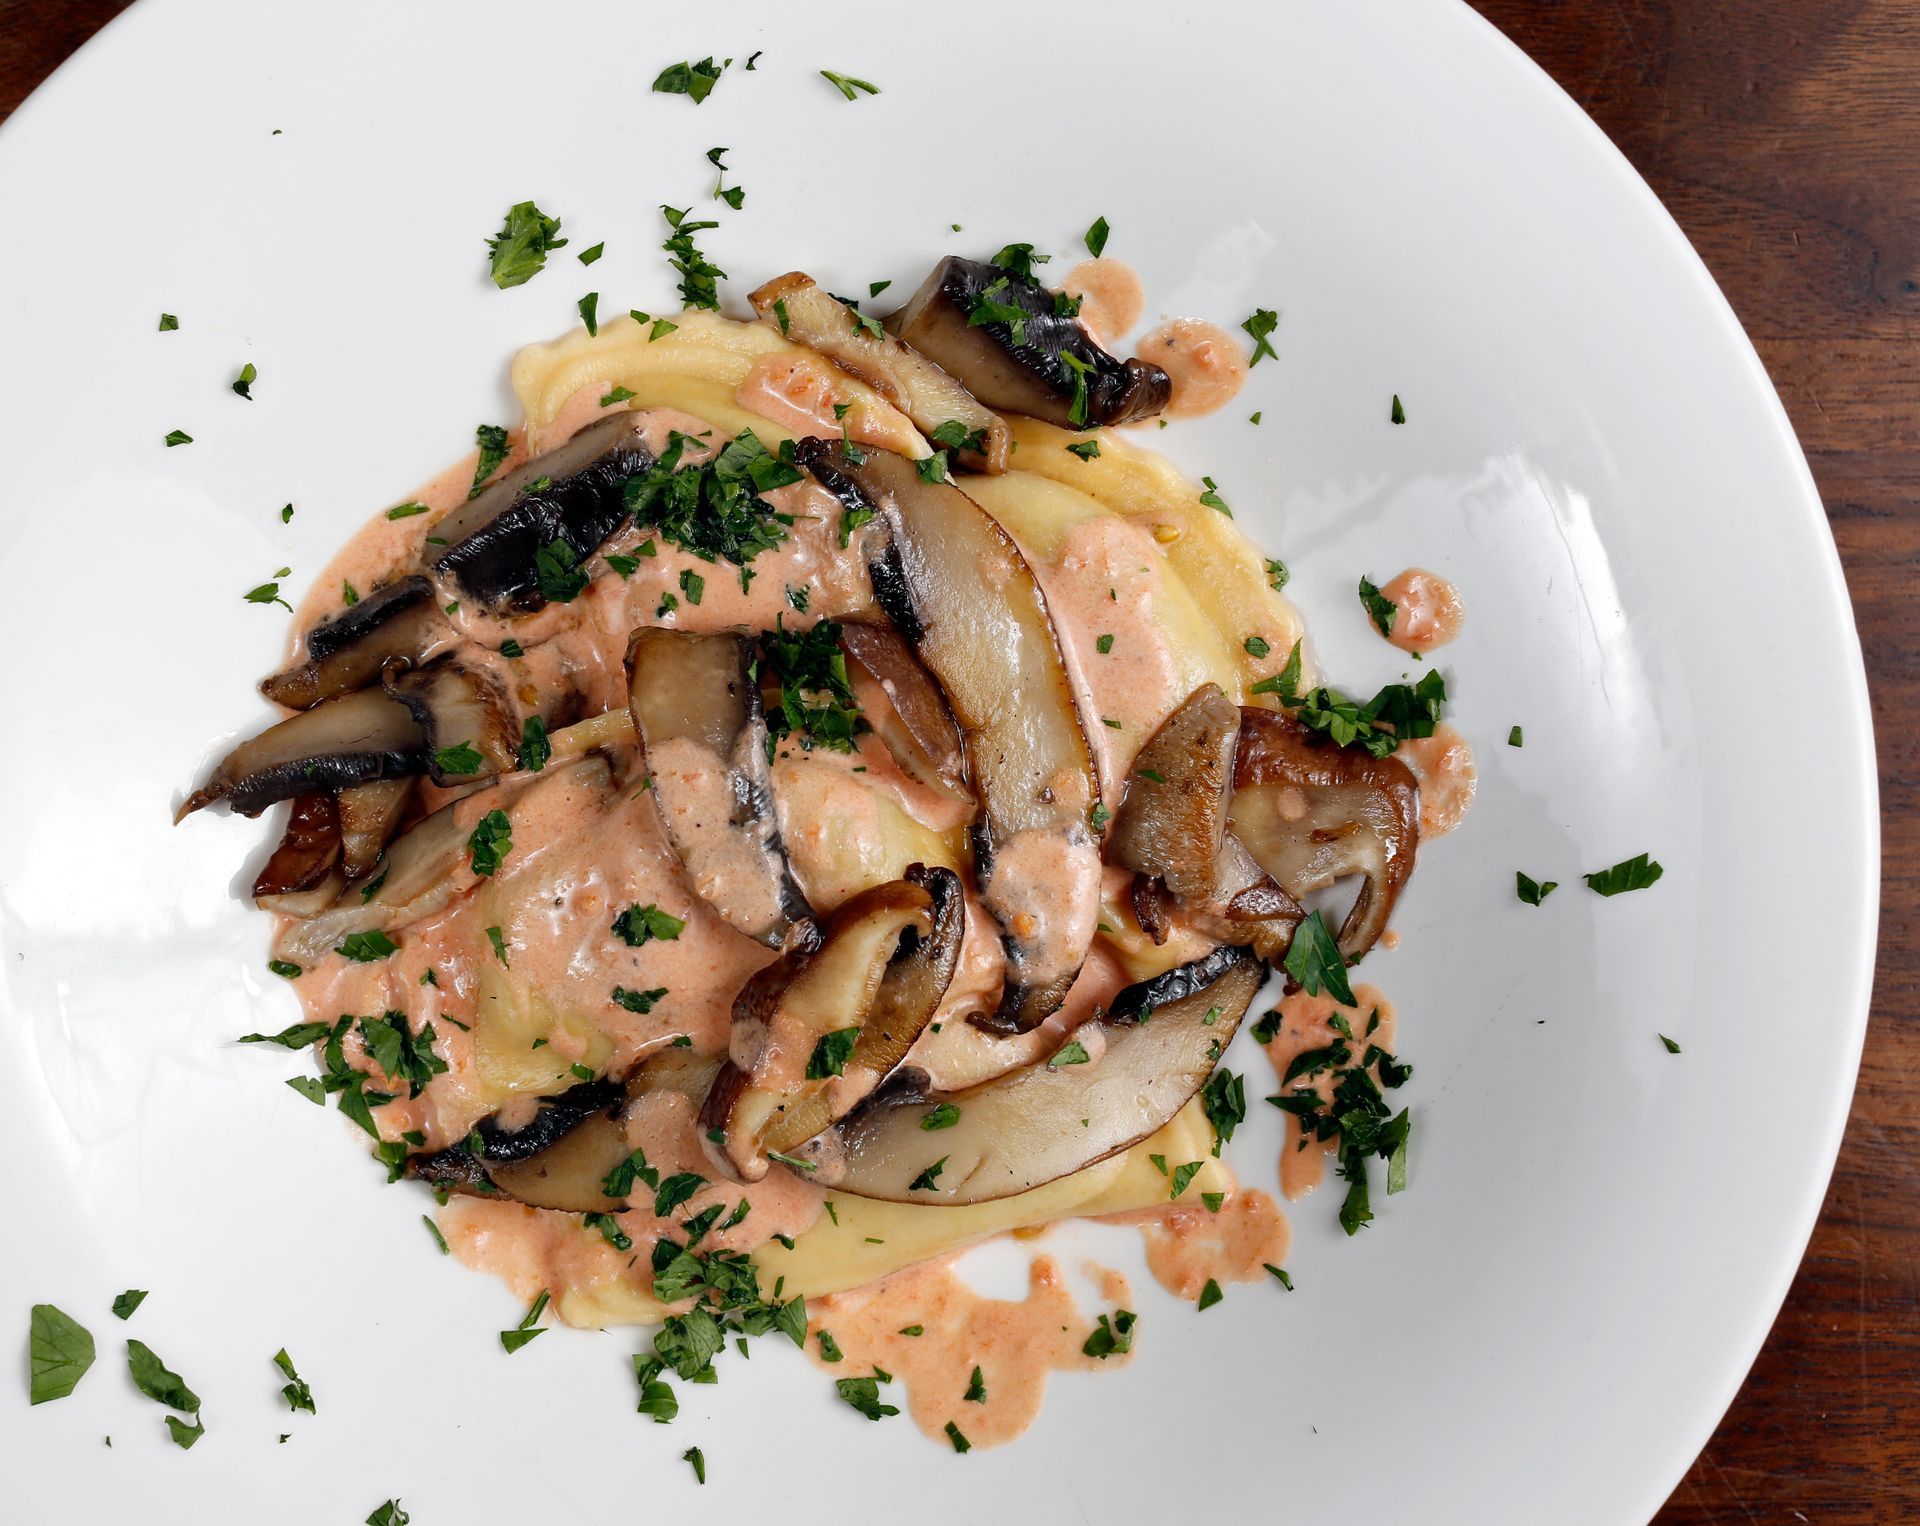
[1230,708,1419,961]
[888,256,1170,430]
[1132,834,1304,964]
[430,412,653,612]
[382,657,518,785]
[748,272,1009,473]
[178,687,426,819]
[838,621,972,806]
[406,1048,723,1213]
[1110,684,1239,900]
[703,865,962,1180]
[252,793,344,915]
[796,441,1101,1032]
[795,946,1264,1204]
[337,777,416,883]
[626,629,813,949]
[259,577,443,710]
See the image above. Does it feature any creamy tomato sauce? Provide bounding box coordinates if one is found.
[1378,567,1464,652]
[1062,258,1146,345]
[1132,1188,1291,1301]
[1398,723,1476,838]
[804,1254,1134,1449]
[1134,318,1250,417]
[1258,982,1397,1199]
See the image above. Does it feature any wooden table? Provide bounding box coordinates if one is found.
[4,1,1913,1517]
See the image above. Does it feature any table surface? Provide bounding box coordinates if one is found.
[3,0,1914,1519]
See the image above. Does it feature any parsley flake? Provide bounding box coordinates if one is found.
[486,202,566,288]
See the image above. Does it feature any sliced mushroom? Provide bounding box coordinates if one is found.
[838,621,971,806]
[178,687,426,820]
[1110,684,1238,900]
[1133,834,1304,964]
[337,777,416,883]
[382,657,518,785]
[796,946,1264,1204]
[748,272,1008,473]
[887,256,1170,430]
[1230,708,1419,960]
[259,577,444,710]
[405,1048,723,1213]
[252,793,344,914]
[431,411,653,612]
[626,629,813,949]
[702,865,962,1180]
[796,441,1101,1032]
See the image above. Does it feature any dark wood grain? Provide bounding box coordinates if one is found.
[3,2,1914,1518]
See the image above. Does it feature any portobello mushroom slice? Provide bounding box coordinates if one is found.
[796,441,1101,1032]
[252,793,344,914]
[382,657,518,786]
[1132,834,1303,964]
[838,621,972,806]
[178,686,426,819]
[406,1048,723,1213]
[259,577,443,710]
[337,777,416,883]
[1229,708,1419,961]
[430,411,654,612]
[702,865,963,1181]
[794,946,1264,1204]
[887,256,1170,430]
[748,272,1009,473]
[626,629,813,950]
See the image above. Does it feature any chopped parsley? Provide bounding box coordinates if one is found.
[272,1348,315,1414]
[244,573,292,612]
[946,1421,972,1453]
[468,423,512,497]
[820,69,880,100]
[1266,1018,1413,1235]
[1049,1039,1091,1068]
[1201,1068,1246,1155]
[357,1010,447,1097]
[652,57,726,103]
[433,740,483,777]
[1196,1278,1224,1311]
[908,1157,948,1191]
[1244,635,1271,658]
[834,1375,899,1420]
[1265,558,1289,591]
[367,1503,408,1526]
[28,1305,94,1404]
[578,291,599,337]
[486,201,566,288]
[601,386,636,409]
[1084,215,1111,257]
[915,450,952,483]
[231,362,257,400]
[623,428,796,571]
[423,1216,450,1254]
[921,1102,961,1131]
[613,903,685,947]
[761,618,864,754]
[1096,633,1115,654]
[1061,350,1094,426]
[964,1365,986,1403]
[1242,308,1279,366]
[110,1290,148,1321]
[1266,1264,1295,1291]
[157,313,178,331]
[603,1147,660,1200]
[1390,393,1406,425]
[612,985,668,1014]
[163,429,192,447]
[816,1330,844,1362]
[586,1212,633,1251]
[499,1290,550,1353]
[127,1337,201,1436]
[1516,871,1558,905]
[1168,1160,1205,1199]
[1660,1034,1683,1054]
[1198,476,1231,515]
[335,930,397,963]
[930,419,989,455]
[515,716,550,773]
[1358,576,1397,637]
[1066,439,1101,460]
[485,925,510,966]
[679,567,704,604]
[661,204,726,311]
[1281,909,1355,1006]
[806,1026,861,1080]
[534,537,589,602]
[1585,853,1665,896]
[1081,1309,1135,1359]
[1250,640,1446,757]
[683,1446,706,1485]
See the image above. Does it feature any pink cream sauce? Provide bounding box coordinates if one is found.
[1378,567,1465,653]
[1258,983,1398,1199]
[1062,258,1146,346]
[1398,723,1477,838]
[1134,318,1250,417]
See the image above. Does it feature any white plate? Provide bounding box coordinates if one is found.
[0,1,1876,1521]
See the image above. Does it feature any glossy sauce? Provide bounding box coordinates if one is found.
[1398,723,1477,838]
[1378,567,1465,652]
[1258,982,1397,1198]
[1062,258,1145,345]
[1134,318,1249,417]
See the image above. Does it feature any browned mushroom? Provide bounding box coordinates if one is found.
[430,411,654,612]
[337,777,417,883]
[837,621,972,806]
[259,577,446,711]
[252,793,344,915]
[382,657,518,785]
[886,256,1170,430]
[796,441,1101,1033]
[791,946,1265,1204]
[702,865,963,1180]
[748,272,1008,473]
[178,687,426,820]
[626,628,814,950]
[1229,708,1419,960]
